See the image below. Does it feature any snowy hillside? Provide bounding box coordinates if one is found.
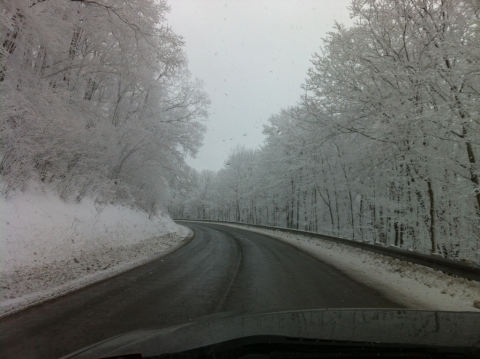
[0,186,189,317]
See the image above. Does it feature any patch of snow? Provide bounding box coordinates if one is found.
[208,223,480,312]
[0,186,190,318]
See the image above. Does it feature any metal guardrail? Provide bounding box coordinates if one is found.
[176,219,480,282]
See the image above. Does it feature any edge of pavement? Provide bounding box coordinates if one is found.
[0,225,195,320]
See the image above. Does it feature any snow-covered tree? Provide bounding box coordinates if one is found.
[0,0,209,215]
[171,0,480,261]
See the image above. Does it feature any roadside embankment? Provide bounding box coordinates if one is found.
[0,187,191,318]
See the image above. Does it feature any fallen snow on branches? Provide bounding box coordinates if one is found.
[216,223,480,312]
[0,187,190,317]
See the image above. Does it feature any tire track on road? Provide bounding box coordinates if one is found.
[210,227,244,312]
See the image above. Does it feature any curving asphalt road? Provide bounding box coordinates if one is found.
[0,222,401,359]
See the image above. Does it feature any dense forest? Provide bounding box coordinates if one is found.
[0,0,209,216]
[169,0,480,261]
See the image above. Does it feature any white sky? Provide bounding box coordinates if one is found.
[166,0,353,171]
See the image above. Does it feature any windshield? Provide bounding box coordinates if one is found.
[0,1,479,359]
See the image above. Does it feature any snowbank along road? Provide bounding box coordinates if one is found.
[0,222,401,359]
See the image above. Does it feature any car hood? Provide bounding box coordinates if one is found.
[60,309,480,358]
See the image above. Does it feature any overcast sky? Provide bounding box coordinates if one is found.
[166,0,353,171]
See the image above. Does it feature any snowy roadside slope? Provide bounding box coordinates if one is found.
[201,222,480,312]
[0,187,191,318]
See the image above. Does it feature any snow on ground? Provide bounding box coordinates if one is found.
[0,186,191,318]
[209,223,480,312]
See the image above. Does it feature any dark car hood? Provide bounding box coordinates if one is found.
[60,309,480,358]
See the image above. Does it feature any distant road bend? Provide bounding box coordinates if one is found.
[0,222,401,359]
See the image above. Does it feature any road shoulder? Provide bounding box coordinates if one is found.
[0,226,194,319]
[190,222,480,312]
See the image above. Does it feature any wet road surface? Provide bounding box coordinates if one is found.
[0,222,401,358]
